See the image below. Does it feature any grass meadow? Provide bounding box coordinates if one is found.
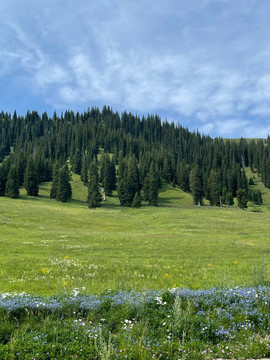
[0,171,270,359]
[0,172,269,295]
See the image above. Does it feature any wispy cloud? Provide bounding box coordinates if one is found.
[1,0,270,137]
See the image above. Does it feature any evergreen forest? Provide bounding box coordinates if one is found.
[0,106,269,208]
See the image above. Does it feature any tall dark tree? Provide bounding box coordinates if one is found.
[71,149,82,175]
[87,160,101,208]
[189,167,204,205]
[50,162,60,199]
[50,163,72,202]
[24,156,39,196]
[80,156,89,186]
[207,170,221,206]
[5,165,19,198]
[0,165,8,196]
[226,191,234,206]
[131,191,141,208]
[237,188,248,209]
[142,162,159,206]
[100,153,116,196]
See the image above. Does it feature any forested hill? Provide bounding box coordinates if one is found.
[0,106,269,208]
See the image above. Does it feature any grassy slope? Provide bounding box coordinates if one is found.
[0,172,269,295]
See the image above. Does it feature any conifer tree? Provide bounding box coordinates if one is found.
[126,156,140,204]
[5,165,19,198]
[24,156,39,196]
[207,169,221,206]
[142,162,159,206]
[104,159,116,196]
[131,192,141,208]
[87,159,101,208]
[248,177,254,185]
[118,167,130,206]
[0,165,7,196]
[80,156,88,186]
[50,162,60,199]
[237,188,248,209]
[257,190,263,205]
[189,167,204,205]
[87,174,101,208]
[71,149,82,175]
[225,191,234,206]
[100,153,116,196]
[55,164,72,202]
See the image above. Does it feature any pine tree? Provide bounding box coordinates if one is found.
[131,192,141,208]
[50,162,60,199]
[100,153,116,196]
[126,156,140,205]
[207,170,220,206]
[237,188,248,209]
[225,191,234,206]
[24,156,39,196]
[189,167,203,205]
[71,149,82,175]
[87,174,101,208]
[89,158,99,179]
[54,164,72,202]
[118,168,130,206]
[5,165,19,198]
[118,156,140,206]
[80,156,88,186]
[248,177,255,185]
[0,165,8,196]
[142,162,159,206]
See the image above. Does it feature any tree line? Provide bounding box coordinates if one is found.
[0,106,267,208]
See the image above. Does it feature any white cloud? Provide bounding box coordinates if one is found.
[1,0,270,137]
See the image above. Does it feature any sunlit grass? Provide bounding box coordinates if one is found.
[0,172,269,295]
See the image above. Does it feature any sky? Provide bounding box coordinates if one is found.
[1,0,270,138]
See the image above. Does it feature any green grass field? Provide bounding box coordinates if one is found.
[0,170,269,296]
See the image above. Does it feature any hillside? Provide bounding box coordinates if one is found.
[0,170,269,296]
[0,107,270,210]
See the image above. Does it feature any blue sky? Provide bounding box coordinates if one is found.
[1,0,270,138]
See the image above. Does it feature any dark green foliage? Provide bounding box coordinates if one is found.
[142,162,159,206]
[24,156,39,196]
[15,151,27,186]
[176,161,190,192]
[207,170,221,206]
[256,190,263,205]
[249,190,263,205]
[225,191,234,206]
[131,192,141,208]
[50,164,72,202]
[50,162,60,199]
[87,174,101,209]
[0,165,8,196]
[1,106,270,210]
[100,153,116,196]
[5,165,19,198]
[71,149,82,175]
[162,154,173,182]
[118,176,129,206]
[237,189,248,209]
[249,177,255,185]
[118,156,140,206]
[87,159,101,209]
[80,156,89,186]
[189,167,204,205]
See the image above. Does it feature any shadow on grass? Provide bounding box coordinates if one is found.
[20,194,50,201]
[70,198,87,206]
